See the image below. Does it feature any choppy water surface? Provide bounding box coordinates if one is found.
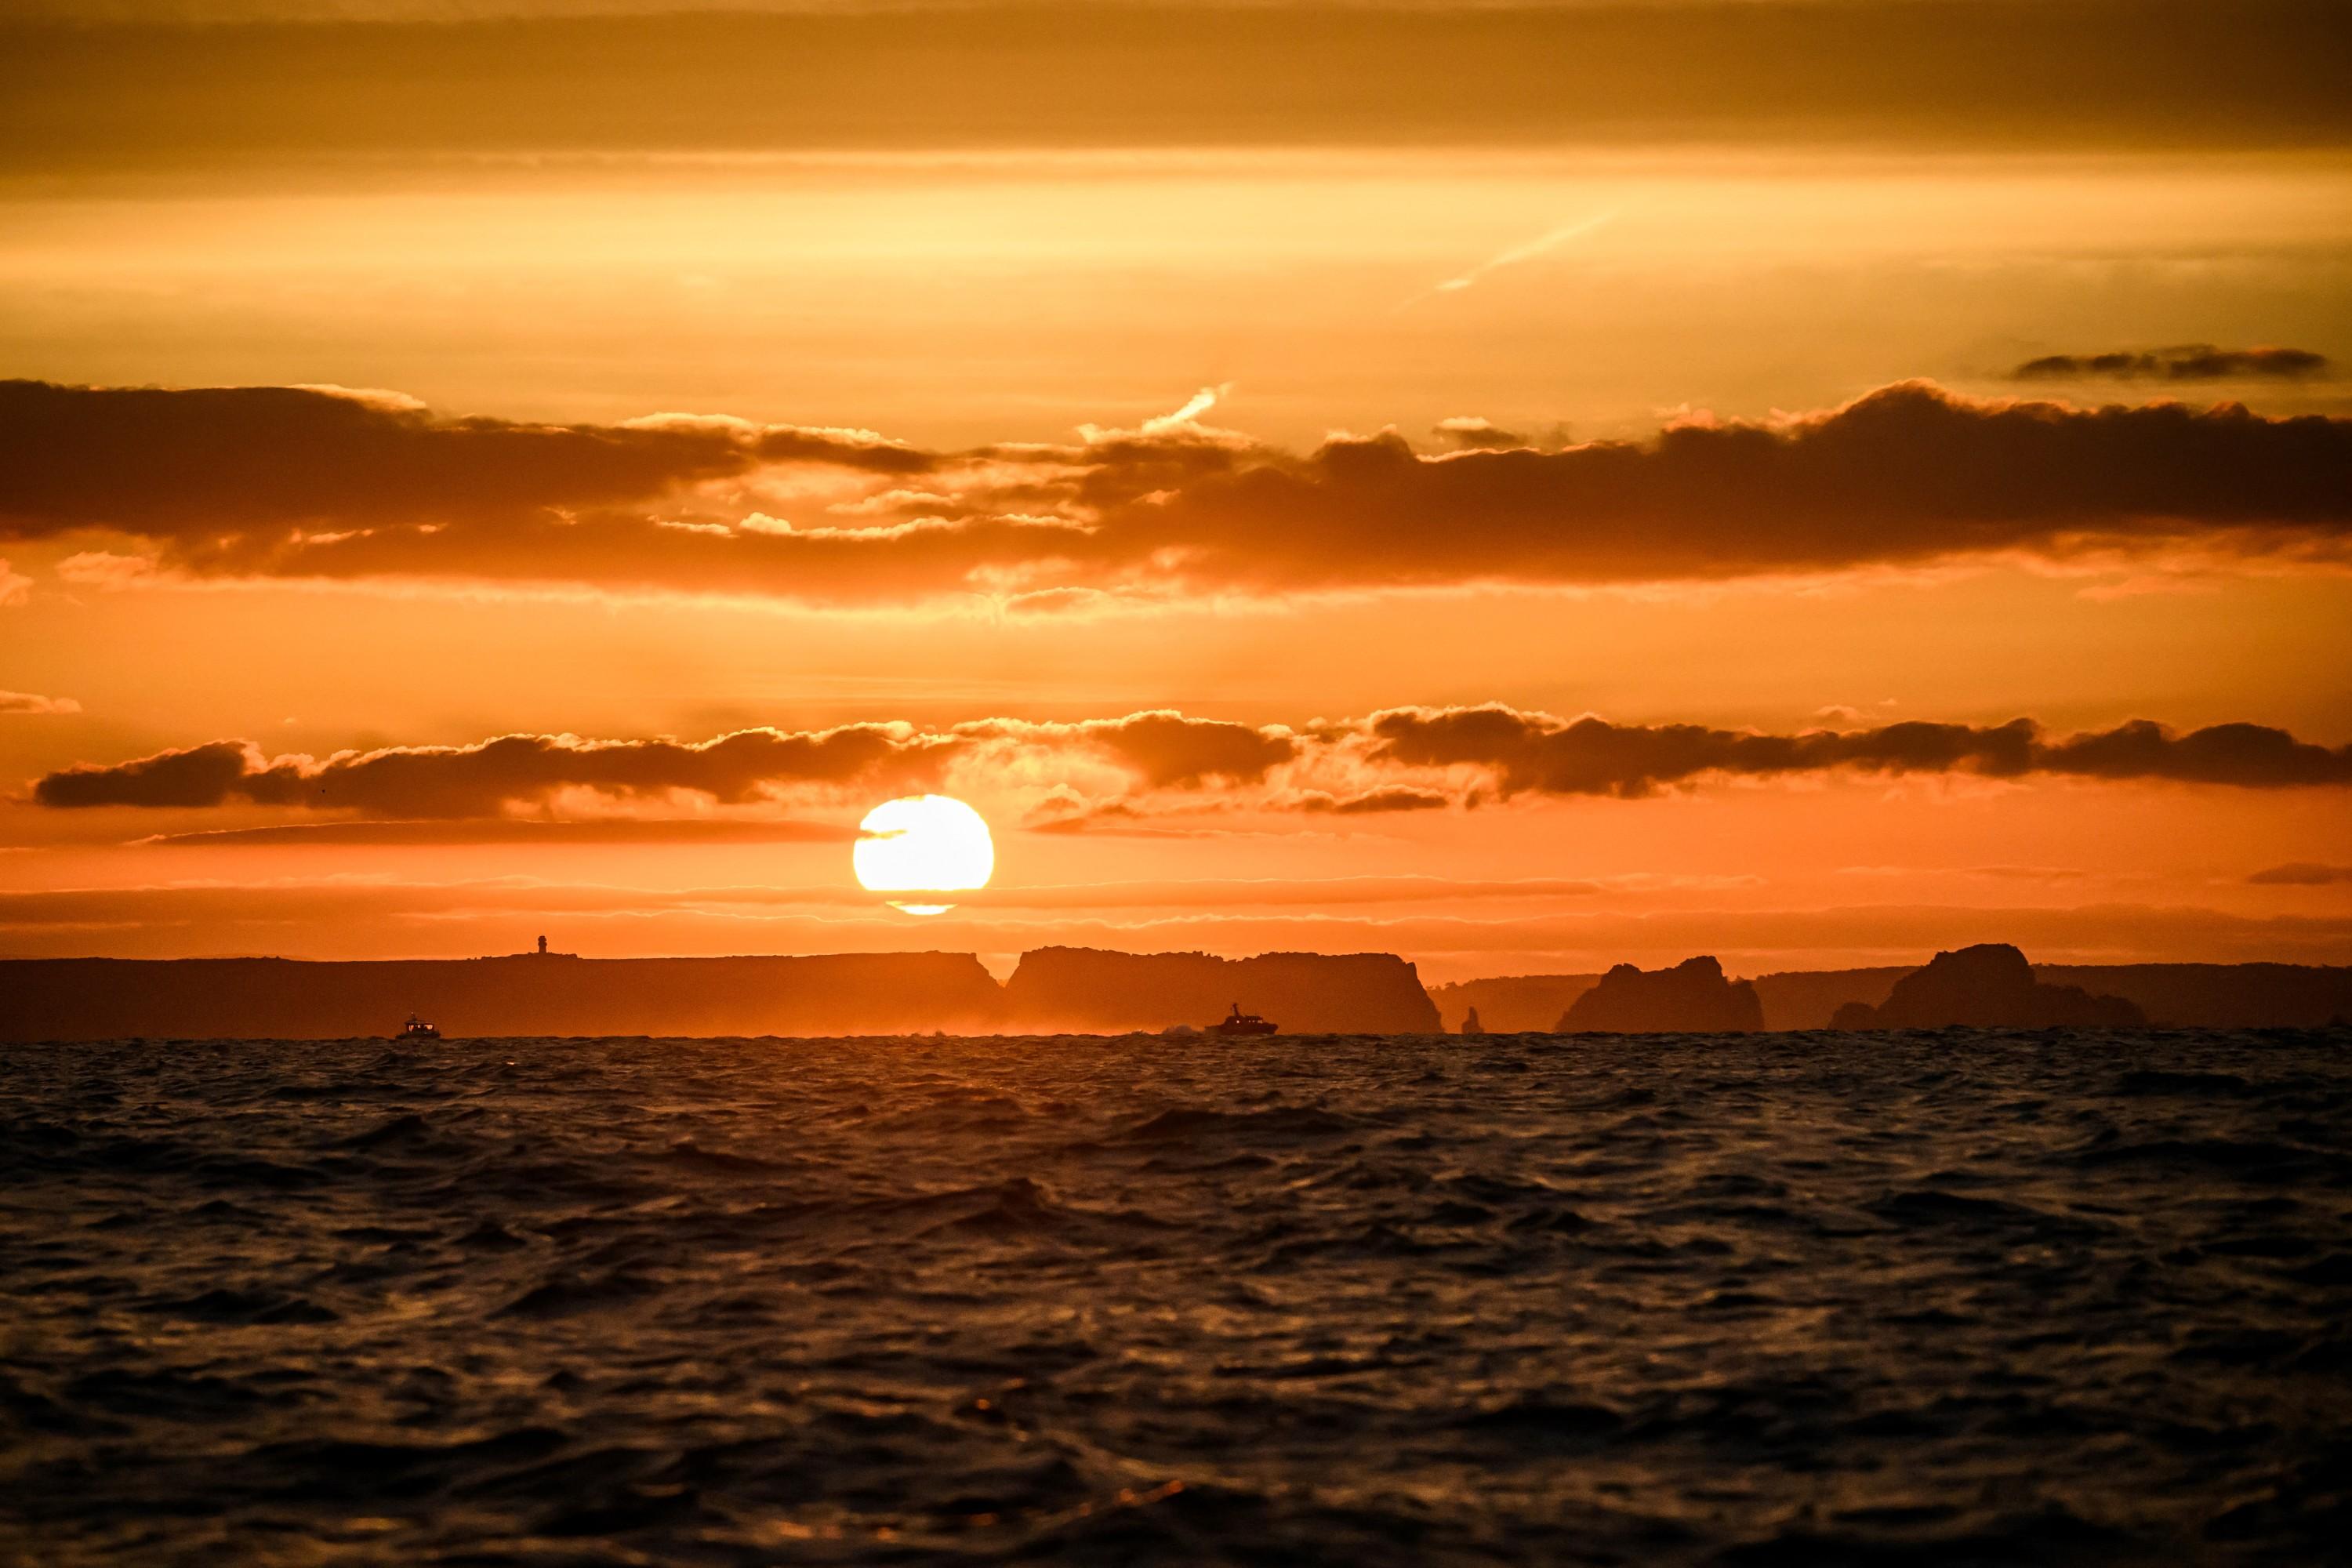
[4,1030,2349,1566]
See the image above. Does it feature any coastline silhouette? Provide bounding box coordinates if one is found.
[3,942,2343,1042]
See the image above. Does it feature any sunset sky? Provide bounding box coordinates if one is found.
[3,0,2349,980]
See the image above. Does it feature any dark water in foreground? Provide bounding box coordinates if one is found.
[3,1031,2349,1566]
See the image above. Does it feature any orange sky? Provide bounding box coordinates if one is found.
[3,1,2349,980]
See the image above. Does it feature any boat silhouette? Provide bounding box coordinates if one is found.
[1214,1003,1278,1037]
[397,1014,441,1042]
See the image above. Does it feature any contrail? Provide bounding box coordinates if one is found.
[1398,210,1618,312]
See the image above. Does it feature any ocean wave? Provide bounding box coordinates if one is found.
[0,1026,2346,1564]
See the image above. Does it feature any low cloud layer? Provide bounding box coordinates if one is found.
[5,379,2349,606]
[1367,709,2352,797]
[2249,862,2352,886]
[29,706,2351,825]
[2013,346,2331,382]
[28,711,1297,818]
[1,690,80,716]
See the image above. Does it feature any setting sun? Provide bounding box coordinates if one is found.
[851,794,995,915]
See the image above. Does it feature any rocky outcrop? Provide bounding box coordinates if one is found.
[1452,960,2352,1032]
[1459,1007,1486,1037]
[1555,956,1763,1034]
[1828,1000,1883,1031]
[1836,944,2144,1030]
[1001,946,1441,1034]
[0,953,1010,1041]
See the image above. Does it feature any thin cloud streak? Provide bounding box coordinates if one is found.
[1,690,81,716]
[1399,210,1617,312]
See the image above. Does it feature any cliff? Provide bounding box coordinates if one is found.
[1838,944,2144,1030]
[1429,974,1602,1033]
[1001,946,1441,1034]
[0,953,1008,1042]
[1555,956,1764,1034]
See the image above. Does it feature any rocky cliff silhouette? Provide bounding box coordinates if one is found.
[6,947,2342,1042]
[1555,956,1763,1034]
[1831,944,2144,1030]
[1001,947,1440,1034]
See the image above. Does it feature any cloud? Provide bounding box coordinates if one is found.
[2013,346,2331,382]
[31,726,956,816]
[136,818,851,848]
[0,690,80,716]
[6,379,2351,604]
[16,2,2349,172]
[1364,707,2352,797]
[1062,711,1297,788]
[29,710,1298,820]
[2248,862,2352,886]
[30,705,2352,824]
[1287,786,1453,815]
[1406,210,1616,307]
[1432,418,1528,452]
[0,377,924,539]
[0,557,30,607]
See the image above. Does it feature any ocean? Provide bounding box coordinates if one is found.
[3,1029,2347,1565]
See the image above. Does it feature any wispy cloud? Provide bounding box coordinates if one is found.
[2249,862,2352,886]
[1400,211,1617,311]
[2013,345,2331,382]
[1142,385,1229,433]
[0,690,80,717]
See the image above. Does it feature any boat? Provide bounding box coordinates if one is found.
[1213,1003,1278,1037]
[397,1014,441,1042]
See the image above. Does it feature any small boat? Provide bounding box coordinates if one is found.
[1214,1003,1278,1037]
[397,1014,441,1042]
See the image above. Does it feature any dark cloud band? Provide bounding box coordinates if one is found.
[1363,709,2352,798]
[5,379,2350,603]
[2013,346,2330,382]
[29,707,2351,821]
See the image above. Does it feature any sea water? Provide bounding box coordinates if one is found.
[3,1029,2347,1564]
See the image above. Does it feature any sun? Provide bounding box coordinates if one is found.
[853,795,995,915]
